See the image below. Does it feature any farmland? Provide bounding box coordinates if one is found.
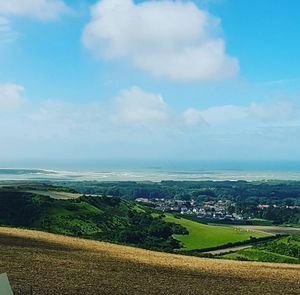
[163,214,270,251]
[0,227,299,295]
[220,235,300,264]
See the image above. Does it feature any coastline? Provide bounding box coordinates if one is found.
[1,167,300,182]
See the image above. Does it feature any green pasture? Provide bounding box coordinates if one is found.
[164,214,270,251]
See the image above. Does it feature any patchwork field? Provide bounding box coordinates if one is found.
[220,235,300,264]
[1,227,299,295]
[163,214,270,251]
[223,248,300,264]
[23,190,82,199]
[235,225,300,235]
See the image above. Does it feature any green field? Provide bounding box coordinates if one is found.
[164,214,270,251]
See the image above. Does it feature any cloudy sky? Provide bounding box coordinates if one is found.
[1,0,300,163]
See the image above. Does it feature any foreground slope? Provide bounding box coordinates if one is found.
[0,227,299,295]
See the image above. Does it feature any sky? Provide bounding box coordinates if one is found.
[0,0,300,164]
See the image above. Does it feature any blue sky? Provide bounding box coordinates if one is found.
[0,0,300,163]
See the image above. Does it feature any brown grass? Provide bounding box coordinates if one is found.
[0,227,299,295]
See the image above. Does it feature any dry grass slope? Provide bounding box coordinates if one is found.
[0,227,299,295]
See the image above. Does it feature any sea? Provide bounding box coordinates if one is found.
[0,160,300,182]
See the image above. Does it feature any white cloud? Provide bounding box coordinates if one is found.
[27,87,169,130]
[0,0,69,21]
[200,105,247,124]
[24,86,170,144]
[1,87,300,160]
[0,83,25,108]
[0,17,18,43]
[184,102,298,126]
[183,108,207,126]
[249,102,297,122]
[82,0,239,81]
[113,86,169,124]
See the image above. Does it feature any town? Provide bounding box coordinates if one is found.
[135,197,243,222]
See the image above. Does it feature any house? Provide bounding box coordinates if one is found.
[135,198,150,203]
[257,204,270,209]
[170,206,180,212]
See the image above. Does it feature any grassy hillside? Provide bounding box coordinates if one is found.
[163,214,270,251]
[0,185,274,253]
[0,227,299,295]
[0,188,185,251]
[0,186,277,254]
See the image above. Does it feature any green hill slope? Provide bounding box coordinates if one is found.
[0,186,275,254]
[0,189,184,251]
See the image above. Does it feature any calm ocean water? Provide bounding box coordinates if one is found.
[1,160,300,181]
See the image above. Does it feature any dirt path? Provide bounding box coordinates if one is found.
[203,245,252,255]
